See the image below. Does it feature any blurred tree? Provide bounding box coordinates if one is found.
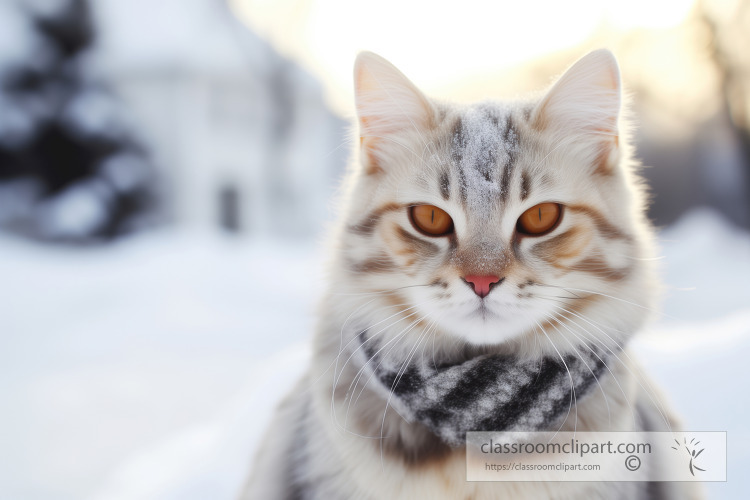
[699,0,750,221]
[0,0,155,242]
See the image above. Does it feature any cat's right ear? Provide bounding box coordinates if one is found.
[354,52,435,174]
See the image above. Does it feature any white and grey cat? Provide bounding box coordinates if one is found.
[242,50,702,499]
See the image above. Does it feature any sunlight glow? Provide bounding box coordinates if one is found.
[231,0,697,114]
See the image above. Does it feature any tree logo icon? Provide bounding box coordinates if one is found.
[671,437,706,476]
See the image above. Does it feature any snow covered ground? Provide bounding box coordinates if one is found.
[0,208,748,499]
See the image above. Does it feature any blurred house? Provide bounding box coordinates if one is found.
[90,0,347,236]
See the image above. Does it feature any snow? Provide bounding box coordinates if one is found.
[0,231,323,500]
[0,207,748,499]
[450,104,519,219]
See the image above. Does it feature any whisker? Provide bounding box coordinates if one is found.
[537,283,677,320]
[379,315,437,469]
[320,134,356,160]
[332,300,422,390]
[330,299,435,435]
[329,300,417,374]
[344,309,437,430]
[551,312,641,430]
[351,312,444,426]
[328,296,381,385]
[330,283,435,296]
[544,315,612,426]
[554,306,675,434]
[312,296,385,391]
[534,300,639,429]
[533,319,578,438]
[609,253,666,261]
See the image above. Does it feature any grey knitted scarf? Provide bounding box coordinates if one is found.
[358,330,612,447]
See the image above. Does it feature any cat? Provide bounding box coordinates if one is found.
[242,49,702,499]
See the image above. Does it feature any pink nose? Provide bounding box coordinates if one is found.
[464,275,501,298]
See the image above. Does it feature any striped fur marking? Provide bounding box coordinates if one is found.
[520,170,531,201]
[348,253,398,274]
[567,204,631,241]
[348,203,402,236]
[439,170,451,200]
[569,256,631,282]
[396,227,440,255]
[531,226,587,261]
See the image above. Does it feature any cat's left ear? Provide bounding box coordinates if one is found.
[531,49,622,171]
[354,52,436,174]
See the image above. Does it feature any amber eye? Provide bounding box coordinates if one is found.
[410,205,454,236]
[517,203,562,235]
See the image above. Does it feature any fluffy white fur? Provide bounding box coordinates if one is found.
[241,50,702,500]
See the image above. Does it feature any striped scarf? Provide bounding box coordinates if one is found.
[358,330,611,447]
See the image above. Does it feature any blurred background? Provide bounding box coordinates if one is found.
[0,0,748,498]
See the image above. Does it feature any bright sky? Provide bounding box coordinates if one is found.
[230,0,696,115]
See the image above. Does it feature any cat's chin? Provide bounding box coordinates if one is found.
[437,307,533,347]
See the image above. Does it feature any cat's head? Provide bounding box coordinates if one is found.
[337,50,656,357]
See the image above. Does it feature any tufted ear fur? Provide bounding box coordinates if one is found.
[531,49,622,174]
[353,51,435,174]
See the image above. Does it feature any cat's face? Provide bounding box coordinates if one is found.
[340,50,655,355]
